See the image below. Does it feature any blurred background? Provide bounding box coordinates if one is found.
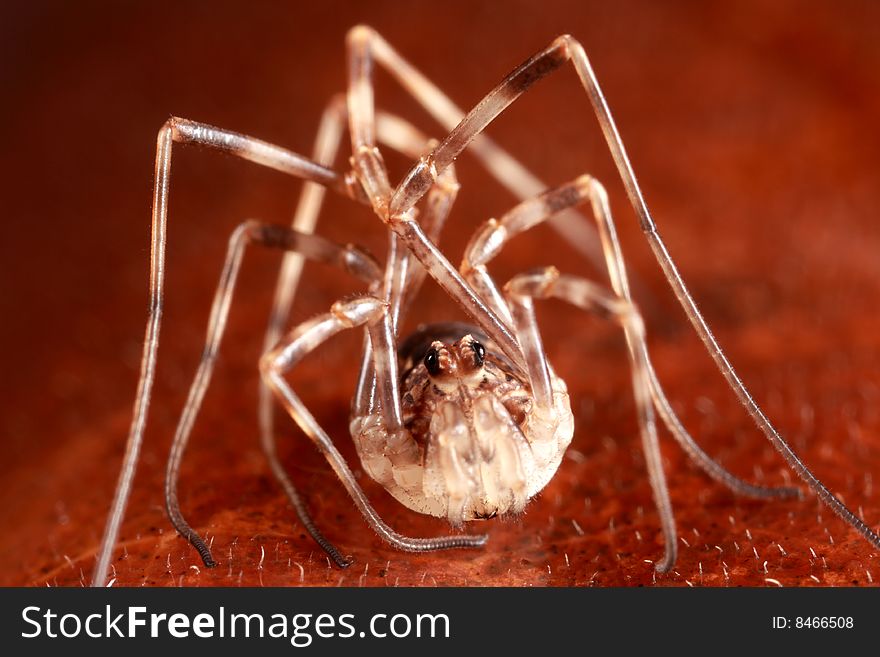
[2,0,880,586]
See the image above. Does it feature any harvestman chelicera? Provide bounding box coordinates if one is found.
[90,27,880,586]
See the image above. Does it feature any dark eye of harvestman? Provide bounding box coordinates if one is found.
[424,348,442,376]
[472,341,486,367]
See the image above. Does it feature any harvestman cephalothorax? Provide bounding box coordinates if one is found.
[90,26,880,586]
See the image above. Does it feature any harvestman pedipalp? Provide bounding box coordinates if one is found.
[91,26,880,586]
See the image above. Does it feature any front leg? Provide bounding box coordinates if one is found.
[258,97,461,533]
[261,296,488,554]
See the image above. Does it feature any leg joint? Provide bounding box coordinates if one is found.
[504,266,561,301]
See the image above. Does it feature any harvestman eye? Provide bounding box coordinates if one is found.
[471,341,486,367]
[90,25,880,587]
[424,347,442,376]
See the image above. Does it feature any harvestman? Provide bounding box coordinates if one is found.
[91,27,880,585]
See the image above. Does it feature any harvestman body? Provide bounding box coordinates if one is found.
[91,27,880,585]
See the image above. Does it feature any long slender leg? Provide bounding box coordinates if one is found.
[374,117,460,324]
[463,175,798,500]
[346,30,527,375]
[345,26,608,275]
[241,98,474,555]
[352,120,461,419]
[506,268,677,572]
[258,97,459,502]
[258,97,351,565]
[260,296,488,552]
[91,118,359,587]
[381,34,880,550]
[163,220,380,569]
